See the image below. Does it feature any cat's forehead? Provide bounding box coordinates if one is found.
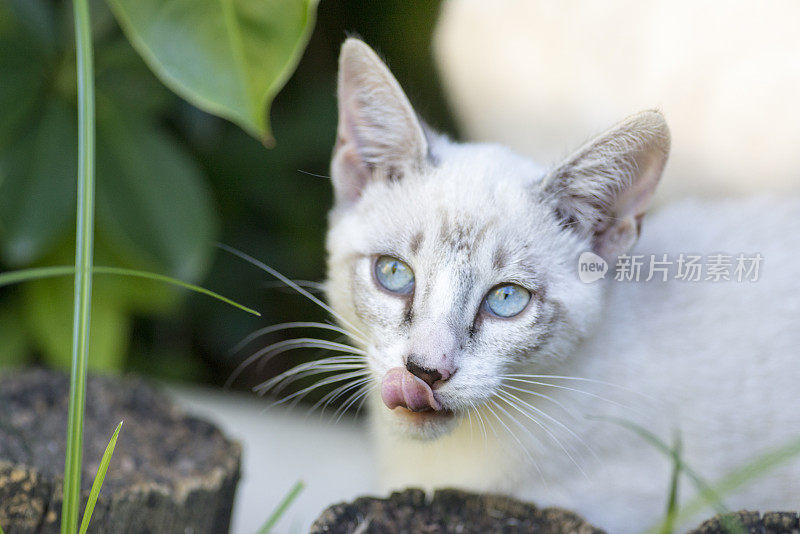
[355,143,562,269]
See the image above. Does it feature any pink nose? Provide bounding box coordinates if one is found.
[381,367,442,412]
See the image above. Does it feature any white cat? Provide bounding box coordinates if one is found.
[321,39,800,532]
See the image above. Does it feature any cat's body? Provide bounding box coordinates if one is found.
[321,39,800,532]
[371,196,800,531]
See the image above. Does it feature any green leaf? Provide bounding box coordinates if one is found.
[0,11,51,150]
[0,265,260,316]
[22,276,129,371]
[79,421,123,534]
[4,0,58,53]
[0,299,30,367]
[105,0,319,142]
[0,100,77,266]
[95,103,217,281]
[95,38,176,117]
[258,480,304,533]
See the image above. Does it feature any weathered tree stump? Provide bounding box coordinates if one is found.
[310,488,604,533]
[688,511,800,533]
[0,368,240,533]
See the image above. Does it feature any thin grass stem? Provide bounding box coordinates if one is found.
[62,0,96,530]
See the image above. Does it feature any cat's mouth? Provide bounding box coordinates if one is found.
[380,367,459,437]
[381,367,443,412]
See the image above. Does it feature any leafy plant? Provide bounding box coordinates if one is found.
[0,0,318,372]
[0,0,219,370]
[0,0,317,530]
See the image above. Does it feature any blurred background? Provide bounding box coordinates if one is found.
[0,0,456,401]
[2,0,799,407]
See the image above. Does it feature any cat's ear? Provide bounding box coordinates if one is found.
[542,110,670,258]
[331,38,429,205]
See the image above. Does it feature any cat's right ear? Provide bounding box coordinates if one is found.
[542,110,670,259]
[331,38,429,206]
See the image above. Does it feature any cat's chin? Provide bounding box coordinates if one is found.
[389,407,458,440]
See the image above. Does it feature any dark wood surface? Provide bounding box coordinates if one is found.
[0,368,240,533]
[311,488,605,533]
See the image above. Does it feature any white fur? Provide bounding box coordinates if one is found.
[324,39,800,533]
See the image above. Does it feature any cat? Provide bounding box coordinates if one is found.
[319,38,800,532]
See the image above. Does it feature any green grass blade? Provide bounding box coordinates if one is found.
[0,266,72,286]
[671,434,800,527]
[79,421,123,534]
[1,521,5,534]
[589,415,728,516]
[0,266,260,316]
[62,0,96,530]
[592,416,799,534]
[258,480,304,533]
[660,432,682,534]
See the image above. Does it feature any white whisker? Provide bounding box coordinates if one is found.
[499,387,599,462]
[226,337,365,389]
[269,364,366,396]
[503,373,654,401]
[471,401,489,445]
[501,383,581,420]
[497,390,590,477]
[334,380,375,422]
[229,321,366,357]
[217,243,369,340]
[312,375,372,415]
[500,377,627,409]
[355,384,377,416]
[485,399,547,487]
[255,357,364,395]
[262,279,326,293]
[269,370,371,407]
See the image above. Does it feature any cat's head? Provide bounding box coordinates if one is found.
[325,39,669,439]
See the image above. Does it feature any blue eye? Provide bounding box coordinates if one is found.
[375,256,415,294]
[485,284,530,317]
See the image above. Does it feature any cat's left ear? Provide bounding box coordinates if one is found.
[331,38,429,206]
[542,110,670,258]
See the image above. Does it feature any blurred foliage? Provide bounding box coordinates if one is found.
[106,0,318,142]
[0,0,454,400]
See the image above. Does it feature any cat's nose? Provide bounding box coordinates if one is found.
[405,359,451,387]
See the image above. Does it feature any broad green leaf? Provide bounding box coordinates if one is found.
[95,102,217,281]
[0,101,77,266]
[95,38,175,117]
[4,0,57,53]
[0,15,50,149]
[105,0,319,142]
[0,299,31,367]
[79,421,123,534]
[22,276,130,371]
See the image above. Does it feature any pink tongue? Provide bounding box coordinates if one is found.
[381,367,442,412]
